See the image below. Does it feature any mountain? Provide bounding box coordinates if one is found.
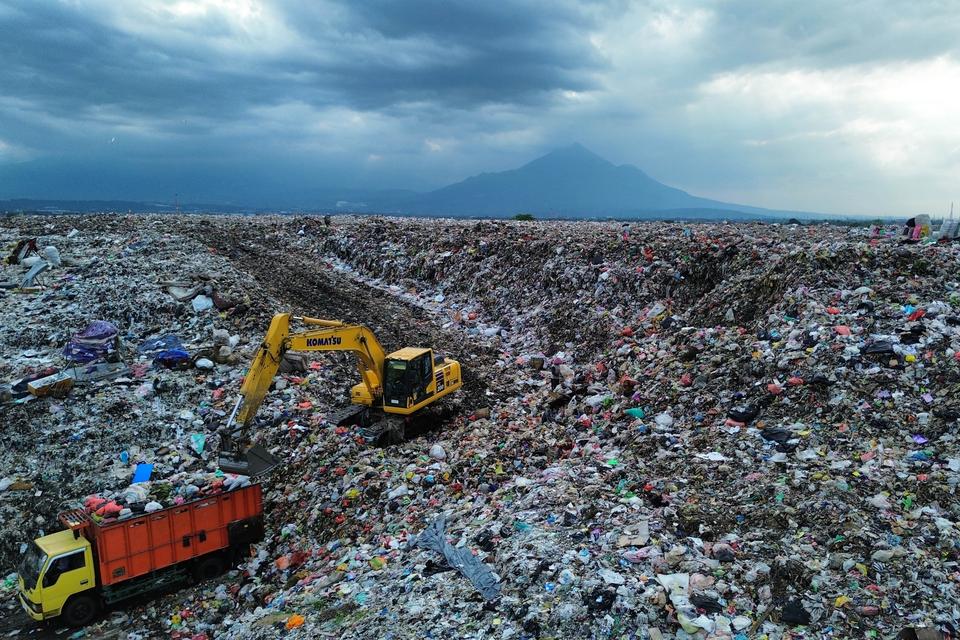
[397,143,795,218]
[2,145,831,219]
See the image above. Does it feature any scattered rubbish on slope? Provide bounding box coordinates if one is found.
[1,214,959,639]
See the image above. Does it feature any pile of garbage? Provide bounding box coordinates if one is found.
[0,216,271,585]
[82,473,252,524]
[2,214,959,640]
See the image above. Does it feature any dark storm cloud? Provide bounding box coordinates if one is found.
[282,1,612,109]
[0,0,623,200]
[0,1,958,213]
[0,0,612,128]
[3,5,187,116]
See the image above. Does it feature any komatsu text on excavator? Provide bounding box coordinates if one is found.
[218,313,462,475]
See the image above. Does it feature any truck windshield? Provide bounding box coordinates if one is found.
[18,543,46,589]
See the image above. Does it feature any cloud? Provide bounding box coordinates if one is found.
[0,0,958,214]
[0,137,27,160]
[0,1,610,119]
[681,56,960,213]
[0,0,620,194]
[699,57,960,172]
[537,1,960,214]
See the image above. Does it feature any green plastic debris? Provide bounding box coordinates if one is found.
[625,408,645,419]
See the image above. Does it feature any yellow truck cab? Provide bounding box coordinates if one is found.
[19,529,96,625]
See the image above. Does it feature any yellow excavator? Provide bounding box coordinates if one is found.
[218,313,462,475]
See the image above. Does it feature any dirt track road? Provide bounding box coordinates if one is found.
[180,218,502,410]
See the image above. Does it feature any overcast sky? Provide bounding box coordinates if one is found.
[1,0,958,215]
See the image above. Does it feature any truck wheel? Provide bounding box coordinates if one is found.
[193,554,226,582]
[61,594,99,627]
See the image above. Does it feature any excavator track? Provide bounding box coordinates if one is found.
[328,404,369,427]
[355,401,461,446]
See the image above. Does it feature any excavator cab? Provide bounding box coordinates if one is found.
[383,349,434,409]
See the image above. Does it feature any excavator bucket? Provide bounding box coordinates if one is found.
[218,444,280,477]
[217,397,280,476]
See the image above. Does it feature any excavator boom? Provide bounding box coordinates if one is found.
[286,317,387,408]
[232,314,387,427]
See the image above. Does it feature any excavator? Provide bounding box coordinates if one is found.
[218,313,462,476]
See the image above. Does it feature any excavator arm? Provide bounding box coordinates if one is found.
[286,316,387,409]
[219,313,389,475]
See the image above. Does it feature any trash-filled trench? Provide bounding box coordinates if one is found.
[1,214,958,640]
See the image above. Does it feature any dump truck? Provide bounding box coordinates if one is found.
[18,483,264,626]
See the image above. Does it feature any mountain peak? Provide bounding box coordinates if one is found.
[547,142,606,160]
[559,142,592,154]
[523,143,612,171]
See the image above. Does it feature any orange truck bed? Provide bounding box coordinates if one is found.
[60,484,263,587]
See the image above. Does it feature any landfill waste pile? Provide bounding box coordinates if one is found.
[82,472,252,523]
[1,214,959,640]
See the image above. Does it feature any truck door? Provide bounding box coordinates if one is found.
[40,549,93,615]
